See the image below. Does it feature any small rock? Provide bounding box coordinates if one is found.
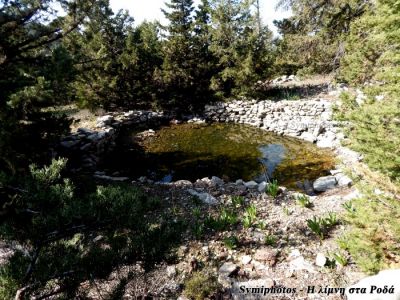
[257,181,267,193]
[254,248,278,267]
[315,253,327,267]
[317,137,335,148]
[60,140,80,149]
[187,189,218,205]
[96,115,114,126]
[313,176,337,192]
[173,180,192,188]
[330,169,343,175]
[235,179,244,185]
[219,262,239,277]
[301,132,317,143]
[288,249,301,259]
[211,176,224,186]
[289,256,315,273]
[241,255,252,265]
[343,189,362,201]
[244,181,258,189]
[93,175,129,182]
[166,266,177,278]
[218,262,239,287]
[335,174,353,187]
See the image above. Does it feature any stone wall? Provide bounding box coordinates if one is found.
[59,98,343,172]
[59,110,168,171]
[204,99,341,148]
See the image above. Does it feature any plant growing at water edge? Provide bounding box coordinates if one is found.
[204,208,238,231]
[219,208,238,227]
[265,234,278,246]
[223,235,239,250]
[296,194,313,208]
[307,213,340,240]
[192,222,205,239]
[282,205,292,216]
[266,180,279,198]
[307,217,324,240]
[243,204,257,228]
[330,252,348,267]
[322,212,339,228]
[343,201,356,214]
[257,220,268,230]
[231,195,245,208]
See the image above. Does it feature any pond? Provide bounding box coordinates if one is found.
[102,123,335,187]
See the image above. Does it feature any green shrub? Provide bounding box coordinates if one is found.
[184,271,220,300]
[0,159,186,298]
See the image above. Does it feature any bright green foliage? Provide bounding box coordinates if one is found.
[307,216,324,240]
[243,204,257,228]
[0,159,185,298]
[334,91,400,183]
[341,188,400,274]
[264,234,278,246]
[307,213,339,240]
[295,193,313,208]
[329,251,348,267]
[339,0,400,85]
[231,195,246,208]
[266,179,279,198]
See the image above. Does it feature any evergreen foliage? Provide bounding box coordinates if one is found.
[209,0,273,97]
[274,0,370,75]
[0,159,185,298]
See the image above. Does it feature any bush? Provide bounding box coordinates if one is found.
[0,159,185,298]
[184,271,220,300]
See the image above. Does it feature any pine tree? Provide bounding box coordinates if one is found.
[0,0,98,172]
[274,0,370,75]
[209,0,272,97]
[67,1,136,109]
[159,0,196,110]
[191,0,217,104]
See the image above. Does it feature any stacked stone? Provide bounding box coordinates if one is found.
[204,99,340,148]
[59,110,167,170]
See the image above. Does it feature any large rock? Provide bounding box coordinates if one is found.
[345,269,400,300]
[335,173,353,187]
[187,189,218,205]
[313,176,337,192]
[60,140,80,149]
[96,115,114,127]
[211,176,224,186]
[257,181,267,193]
[253,248,278,267]
[218,262,239,287]
[300,132,317,143]
[244,181,258,189]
